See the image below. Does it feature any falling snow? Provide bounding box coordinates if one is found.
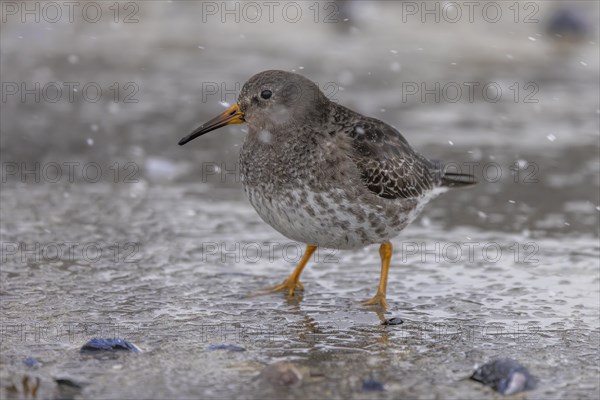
[258,129,272,144]
[2,4,598,399]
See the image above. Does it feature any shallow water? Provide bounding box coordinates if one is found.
[1,1,599,399]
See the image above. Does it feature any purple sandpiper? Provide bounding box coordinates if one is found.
[179,70,476,310]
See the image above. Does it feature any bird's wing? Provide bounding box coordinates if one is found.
[341,113,440,200]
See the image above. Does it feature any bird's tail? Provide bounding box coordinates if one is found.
[440,172,478,187]
[431,160,478,187]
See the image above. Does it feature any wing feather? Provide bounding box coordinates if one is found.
[342,113,439,200]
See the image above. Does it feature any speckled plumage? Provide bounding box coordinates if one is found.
[236,70,471,249]
[179,69,476,307]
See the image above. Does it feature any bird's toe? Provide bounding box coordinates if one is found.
[362,294,388,310]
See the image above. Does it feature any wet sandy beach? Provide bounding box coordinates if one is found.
[1,1,599,399]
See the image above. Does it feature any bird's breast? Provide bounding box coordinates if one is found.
[238,135,418,249]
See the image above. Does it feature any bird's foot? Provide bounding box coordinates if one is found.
[261,277,304,297]
[362,293,388,310]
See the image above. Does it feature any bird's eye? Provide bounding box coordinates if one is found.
[260,90,272,100]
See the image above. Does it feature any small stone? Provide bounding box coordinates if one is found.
[207,344,246,352]
[23,357,39,368]
[80,338,141,353]
[55,378,83,389]
[470,359,536,395]
[259,362,302,386]
[55,378,84,399]
[382,317,404,326]
[362,378,385,391]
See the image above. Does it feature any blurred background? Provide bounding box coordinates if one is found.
[1,1,599,399]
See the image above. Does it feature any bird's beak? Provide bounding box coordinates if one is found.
[178,104,245,145]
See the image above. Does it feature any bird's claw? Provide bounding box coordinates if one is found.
[362,293,388,310]
[261,278,304,297]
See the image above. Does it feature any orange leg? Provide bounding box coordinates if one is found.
[262,245,317,297]
[363,241,392,310]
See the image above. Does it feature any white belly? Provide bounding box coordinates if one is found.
[244,186,425,249]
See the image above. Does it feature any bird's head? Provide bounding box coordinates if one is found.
[178,70,329,145]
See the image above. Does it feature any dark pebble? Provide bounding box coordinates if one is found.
[470,359,536,395]
[23,357,39,368]
[362,378,385,391]
[547,8,589,37]
[80,338,141,353]
[55,378,84,399]
[382,317,403,325]
[55,378,83,389]
[207,344,246,352]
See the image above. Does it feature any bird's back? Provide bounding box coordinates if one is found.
[328,103,475,200]
[238,102,474,249]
